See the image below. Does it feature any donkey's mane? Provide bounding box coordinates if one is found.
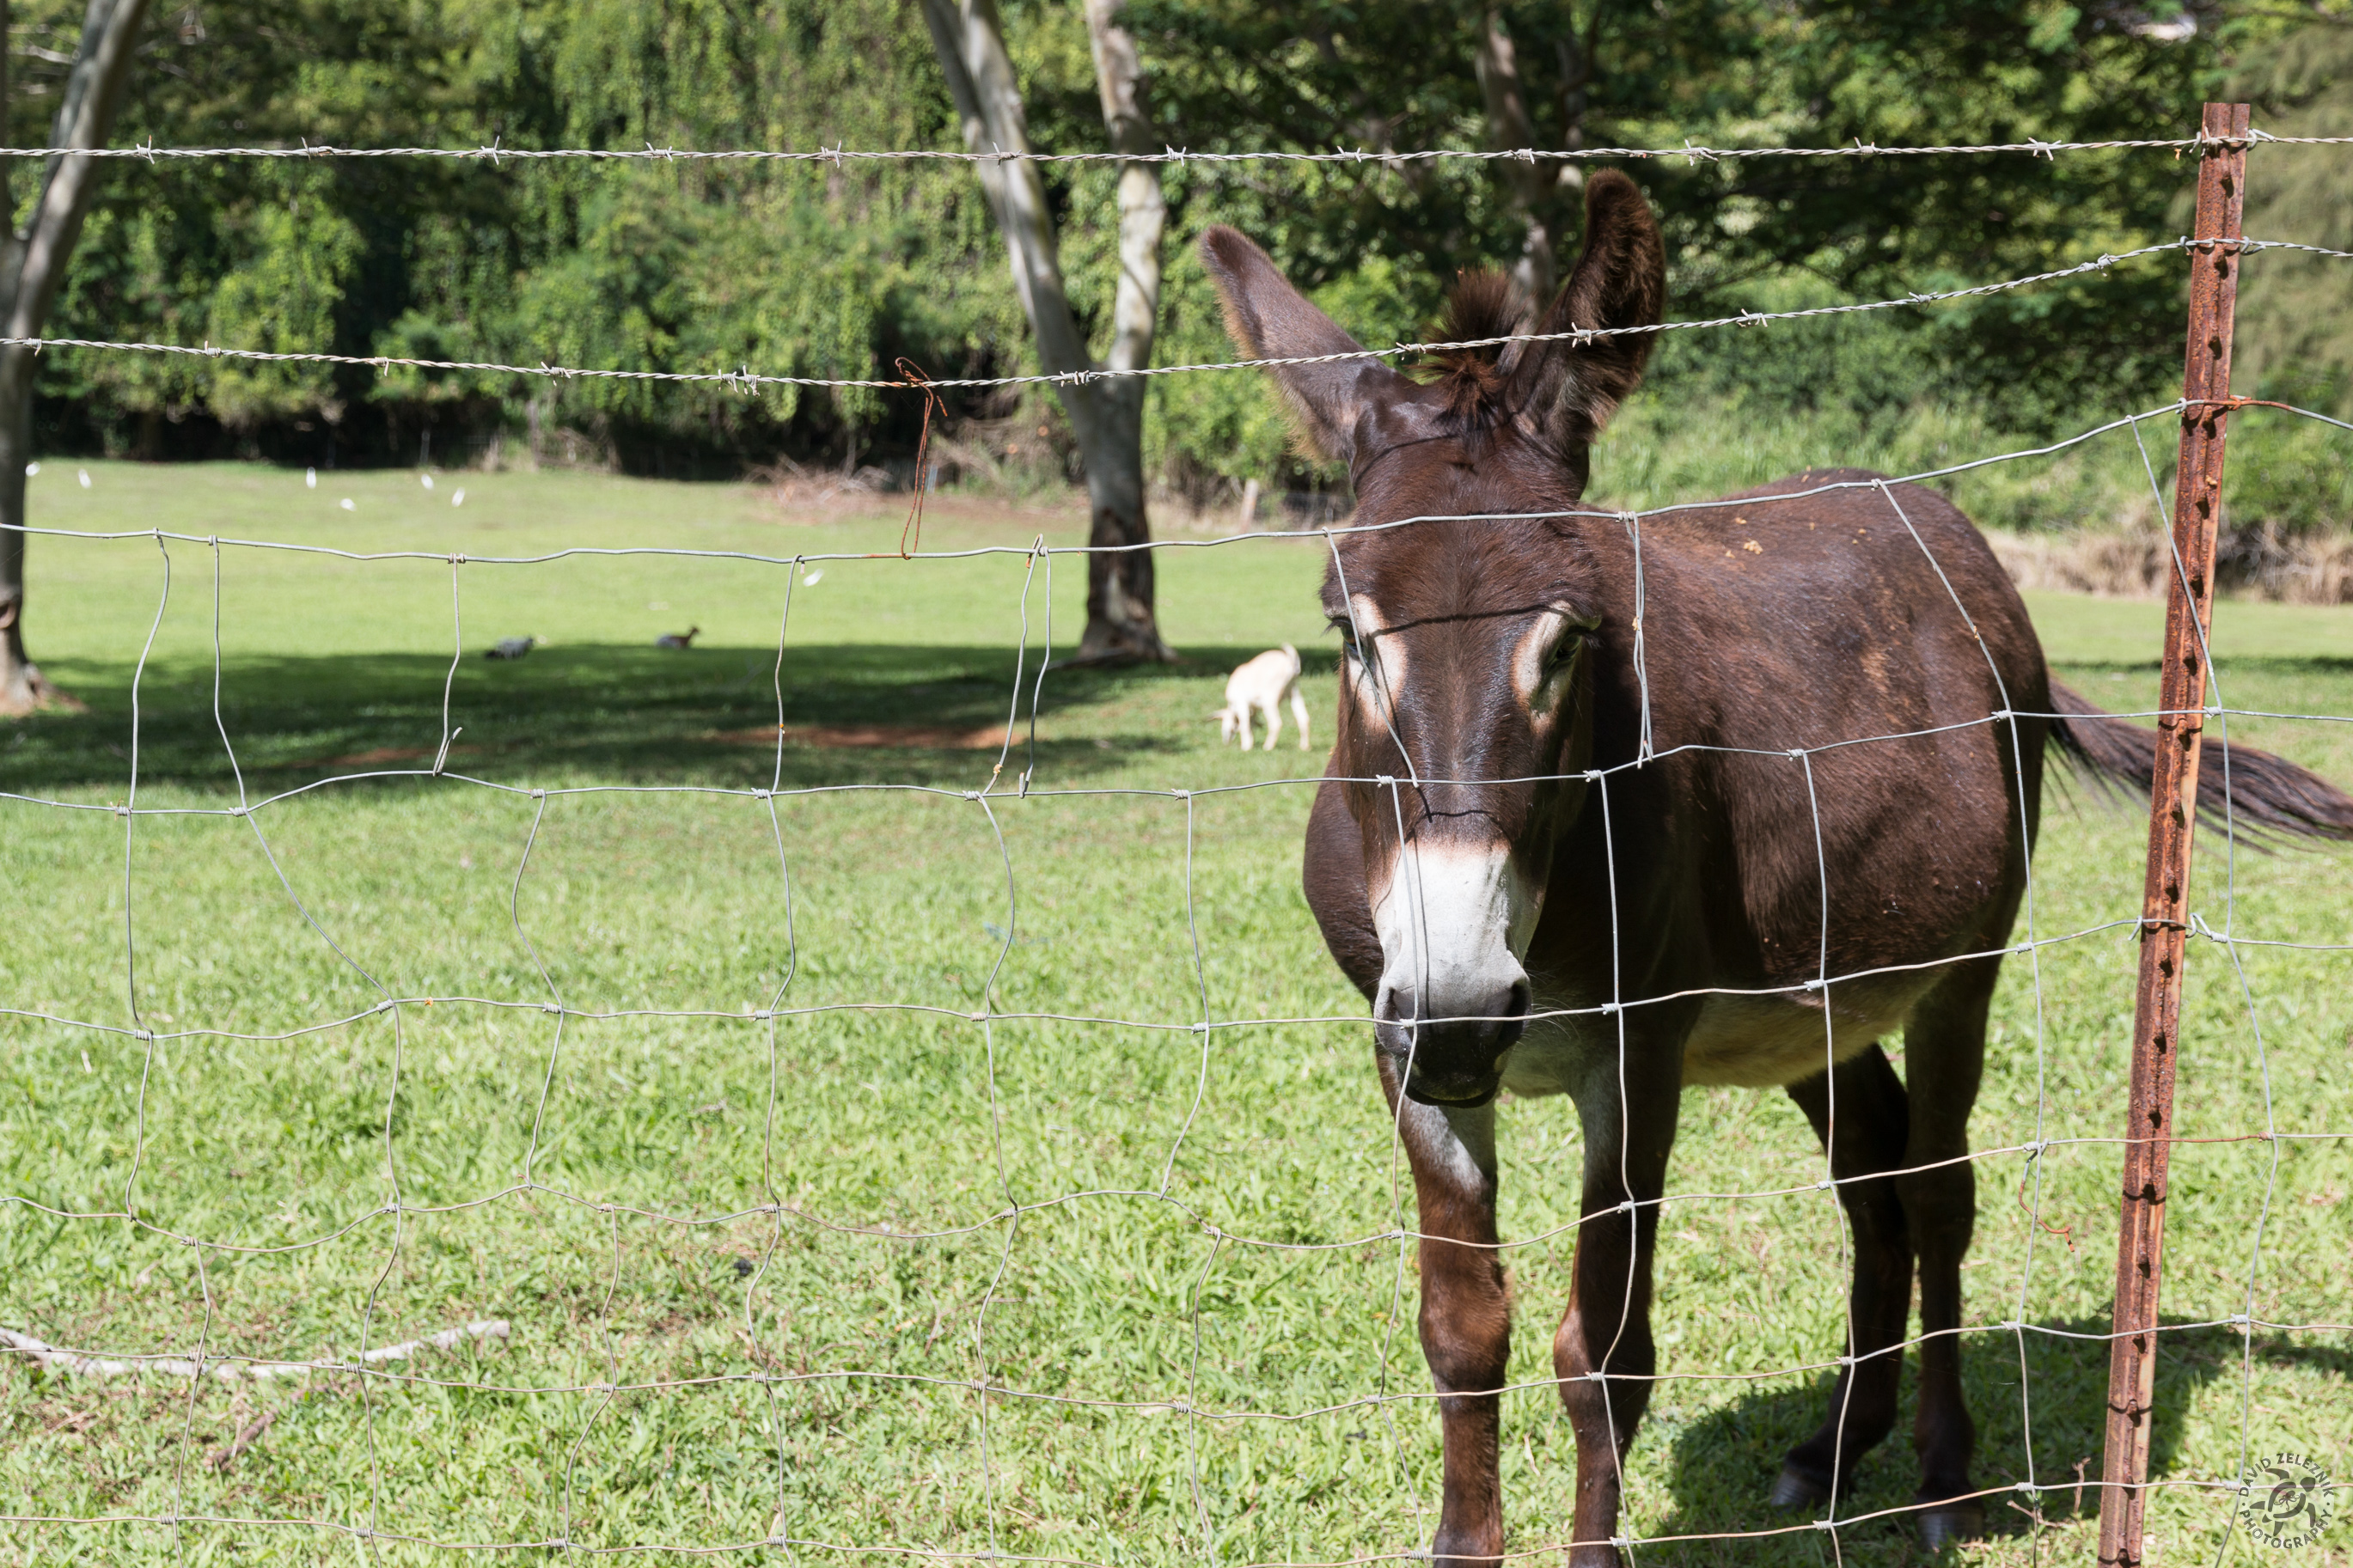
[1421,271,1532,431]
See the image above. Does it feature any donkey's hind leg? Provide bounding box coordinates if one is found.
[1772,1043,1912,1510]
[1896,955,1997,1547]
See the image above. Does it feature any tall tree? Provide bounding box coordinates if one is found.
[0,0,152,715]
[921,0,1173,664]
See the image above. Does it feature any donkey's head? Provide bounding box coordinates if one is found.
[1202,173,1665,1108]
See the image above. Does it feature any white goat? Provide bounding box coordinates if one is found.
[1214,644,1311,751]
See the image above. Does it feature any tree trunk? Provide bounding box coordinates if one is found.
[921,0,1174,664]
[1554,4,1600,161]
[1075,0,1170,663]
[1474,8,1557,303]
[0,0,154,717]
[0,345,71,712]
[1475,5,1603,308]
[1079,376,1159,662]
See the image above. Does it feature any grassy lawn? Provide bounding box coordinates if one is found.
[2,461,2348,1566]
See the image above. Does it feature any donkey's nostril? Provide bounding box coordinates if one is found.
[1492,981,1531,1066]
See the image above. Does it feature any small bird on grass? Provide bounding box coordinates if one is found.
[656,626,700,650]
[484,636,538,661]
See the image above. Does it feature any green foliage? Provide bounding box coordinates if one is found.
[2230,412,2353,534]
[28,0,1020,465]
[1125,0,2264,438]
[2228,17,2353,418]
[199,179,367,427]
[8,0,2343,516]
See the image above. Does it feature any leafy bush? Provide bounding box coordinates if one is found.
[14,0,2345,519]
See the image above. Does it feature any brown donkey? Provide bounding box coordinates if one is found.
[1201,174,2353,1565]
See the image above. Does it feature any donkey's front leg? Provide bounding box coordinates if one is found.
[1386,1067,1510,1567]
[1555,1054,1681,1568]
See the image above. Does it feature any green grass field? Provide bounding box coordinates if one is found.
[2,461,2348,1567]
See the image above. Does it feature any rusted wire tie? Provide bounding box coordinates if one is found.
[895,358,944,559]
[2181,395,2300,415]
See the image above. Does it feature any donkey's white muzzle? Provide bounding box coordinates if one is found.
[1370,839,1537,1105]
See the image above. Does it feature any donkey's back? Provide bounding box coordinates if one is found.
[1629,466,2046,752]
[1576,467,2054,1003]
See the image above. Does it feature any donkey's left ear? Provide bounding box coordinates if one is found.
[1201,224,1415,467]
[1507,170,1665,456]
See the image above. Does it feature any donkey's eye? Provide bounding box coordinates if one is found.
[1546,634,1583,671]
[1330,621,1361,658]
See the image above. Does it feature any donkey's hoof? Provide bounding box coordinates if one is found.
[1915,1498,1983,1550]
[1770,1464,1834,1510]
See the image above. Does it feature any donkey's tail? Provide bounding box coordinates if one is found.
[2044,678,2353,843]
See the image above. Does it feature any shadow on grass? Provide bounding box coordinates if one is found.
[4,642,1319,793]
[1650,1319,2344,1555]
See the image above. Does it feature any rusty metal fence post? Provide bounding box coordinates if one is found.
[2094,100,2250,1568]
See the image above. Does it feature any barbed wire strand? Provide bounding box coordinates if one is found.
[13,125,2353,165]
[5,237,2349,400]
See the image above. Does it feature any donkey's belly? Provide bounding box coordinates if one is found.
[1681,977,1928,1087]
[1496,974,1929,1099]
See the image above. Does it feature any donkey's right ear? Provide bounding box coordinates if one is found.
[1200,226,1412,467]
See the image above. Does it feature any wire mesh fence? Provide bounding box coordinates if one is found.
[0,119,2347,1568]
